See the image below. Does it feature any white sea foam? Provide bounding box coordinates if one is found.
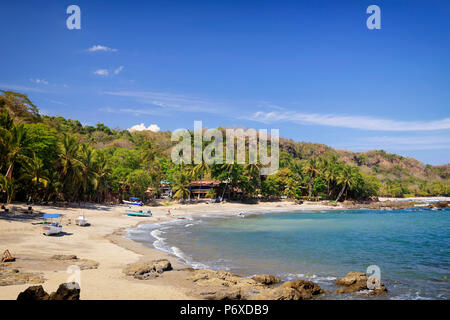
[284,273,337,283]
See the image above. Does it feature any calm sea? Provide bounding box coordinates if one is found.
[127,207,450,299]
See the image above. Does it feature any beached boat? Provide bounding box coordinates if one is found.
[75,214,89,226]
[126,210,152,217]
[42,213,63,236]
[123,197,143,206]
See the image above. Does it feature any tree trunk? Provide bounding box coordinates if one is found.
[335,183,346,202]
[5,163,14,180]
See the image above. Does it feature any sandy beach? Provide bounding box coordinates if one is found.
[0,200,338,300]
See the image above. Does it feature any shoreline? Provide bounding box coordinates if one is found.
[1,198,448,300]
[0,200,338,300]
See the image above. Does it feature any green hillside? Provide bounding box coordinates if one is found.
[1,90,448,204]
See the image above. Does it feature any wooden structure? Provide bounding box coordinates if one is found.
[189,180,221,199]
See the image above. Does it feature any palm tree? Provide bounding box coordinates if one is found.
[0,174,14,204]
[94,153,111,202]
[3,124,31,180]
[245,162,262,197]
[335,166,358,202]
[44,170,63,203]
[302,159,321,197]
[172,170,191,200]
[322,163,338,198]
[59,134,82,199]
[192,160,210,179]
[20,153,49,202]
[78,145,99,201]
[220,162,237,200]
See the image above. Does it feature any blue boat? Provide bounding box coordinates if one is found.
[123,197,143,206]
[126,209,152,217]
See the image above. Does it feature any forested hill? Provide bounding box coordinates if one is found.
[279,138,449,196]
[1,90,448,202]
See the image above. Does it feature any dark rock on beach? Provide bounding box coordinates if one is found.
[49,282,80,300]
[17,285,50,300]
[17,282,80,300]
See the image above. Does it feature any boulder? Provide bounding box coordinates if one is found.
[189,269,325,300]
[251,280,324,300]
[251,274,281,285]
[202,288,244,300]
[335,272,387,295]
[123,259,172,279]
[17,285,50,301]
[280,280,324,299]
[335,272,367,286]
[251,286,301,300]
[49,282,80,300]
[432,201,449,209]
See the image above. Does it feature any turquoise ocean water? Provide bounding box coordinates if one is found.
[127,207,449,299]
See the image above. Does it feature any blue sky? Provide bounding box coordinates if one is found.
[0,0,449,165]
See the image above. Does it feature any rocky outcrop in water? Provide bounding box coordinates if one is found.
[251,274,281,285]
[123,259,172,280]
[341,199,449,210]
[188,269,324,300]
[251,280,325,300]
[335,272,387,296]
[429,201,449,209]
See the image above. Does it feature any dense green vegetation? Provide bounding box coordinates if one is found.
[0,91,448,204]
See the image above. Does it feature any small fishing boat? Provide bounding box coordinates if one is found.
[123,197,143,206]
[75,212,89,226]
[42,213,63,236]
[126,209,152,217]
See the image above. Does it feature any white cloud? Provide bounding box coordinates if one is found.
[114,66,124,75]
[29,78,49,85]
[94,69,109,76]
[249,111,450,132]
[0,83,48,93]
[87,45,117,52]
[341,136,450,151]
[102,90,228,115]
[49,100,67,106]
[128,123,160,132]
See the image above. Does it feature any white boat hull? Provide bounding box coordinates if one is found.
[123,200,143,206]
[76,218,88,226]
[42,225,62,236]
